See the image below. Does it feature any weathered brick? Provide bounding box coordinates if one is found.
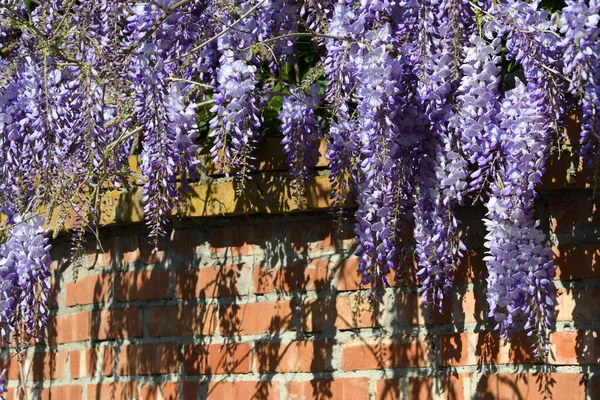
[450,290,487,325]
[286,378,370,400]
[475,373,585,399]
[30,351,68,381]
[99,235,141,266]
[550,331,600,365]
[255,340,333,373]
[37,385,82,400]
[0,353,19,381]
[301,296,381,332]
[92,309,143,340]
[376,375,468,400]
[394,292,421,325]
[556,288,600,323]
[87,382,139,400]
[452,249,486,284]
[48,312,91,344]
[440,332,535,367]
[553,244,600,280]
[253,258,330,294]
[148,305,216,337]
[69,347,113,379]
[219,300,294,336]
[176,264,250,299]
[49,277,61,309]
[117,344,181,375]
[342,338,429,370]
[114,270,170,301]
[66,274,112,306]
[209,225,268,257]
[549,195,600,235]
[333,258,362,291]
[182,381,280,400]
[592,375,600,400]
[140,383,178,400]
[184,343,252,375]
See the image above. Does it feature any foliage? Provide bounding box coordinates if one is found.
[0,0,599,377]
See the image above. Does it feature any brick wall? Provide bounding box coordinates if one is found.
[2,141,600,399]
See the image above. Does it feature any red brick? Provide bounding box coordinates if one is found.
[49,278,61,309]
[97,235,140,266]
[149,305,216,337]
[475,373,585,400]
[87,246,112,268]
[184,343,252,375]
[553,244,600,280]
[342,338,429,370]
[140,237,167,265]
[29,351,68,381]
[556,288,600,322]
[92,309,143,340]
[140,383,178,400]
[115,270,170,301]
[37,385,82,400]
[301,296,381,332]
[376,375,467,400]
[549,195,600,235]
[441,332,535,367]
[70,347,113,379]
[287,378,369,400]
[253,258,330,294]
[209,226,268,257]
[48,312,91,344]
[117,344,180,375]
[550,331,600,365]
[450,290,486,325]
[4,388,15,400]
[592,375,600,400]
[452,250,486,284]
[0,353,20,381]
[176,264,250,299]
[183,381,280,400]
[66,274,112,306]
[395,292,421,325]
[255,340,333,373]
[219,300,294,336]
[164,229,204,257]
[333,258,362,291]
[87,382,139,399]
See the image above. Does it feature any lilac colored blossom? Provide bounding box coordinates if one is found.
[488,0,565,132]
[0,215,51,344]
[279,84,322,199]
[209,59,261,191]
[560,0,600,152]
[1,0,599,359]
[483,79,555,356]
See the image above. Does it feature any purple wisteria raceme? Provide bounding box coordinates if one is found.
[279,84,322,200]
[351,36,411,298]
[209,59,261,192]
[560,0,600,153]
[450,35,502,193]
[412,0,472,310]
[488,0,565,133]
[0,215,51,345]
[483,79,555,357]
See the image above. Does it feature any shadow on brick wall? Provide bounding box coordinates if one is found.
[4,191,600,399]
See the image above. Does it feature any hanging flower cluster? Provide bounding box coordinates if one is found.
[0,215,51,345]
[1,0,599,360]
